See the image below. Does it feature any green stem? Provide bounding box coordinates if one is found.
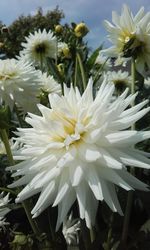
[77,52,87,91]
[93,58,109,84]
[14,104,24,127]
[106,213,113,250]
[121,58,136,247]
[0,129,14,164]
[0,129,40,238]
[0,187,16,195]
[74,54,78,88]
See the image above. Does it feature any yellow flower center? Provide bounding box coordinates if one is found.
[0,71,17,81]
[51,110,90,148]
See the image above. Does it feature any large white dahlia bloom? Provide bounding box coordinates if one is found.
[102,5,150,75]
[8,78,150,229]
[0,59,42,113]
[20,29,57,65]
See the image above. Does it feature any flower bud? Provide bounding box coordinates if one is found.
[62,47,71,59]
[74,22,89,37]
[57,63,64,76]
[55,25,63,33]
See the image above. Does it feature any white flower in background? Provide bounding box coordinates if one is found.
[144,78,150,89]
[106,70,132,89]
[62,213,80,245]
[102,5,150,75]
[0,59,42,113]
[8,77,150,229]
[38,72,61,95]
[20,29,57,65]
[0,192,11,230]
[95,53,112,70]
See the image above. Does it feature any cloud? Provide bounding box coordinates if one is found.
[0,0,150,49]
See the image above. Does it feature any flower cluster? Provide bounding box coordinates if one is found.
[0,4,150,249]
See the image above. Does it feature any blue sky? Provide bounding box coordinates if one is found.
[0,0,150,49]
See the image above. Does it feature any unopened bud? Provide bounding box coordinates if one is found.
[57,63,64,76]
[55,25,63,33]
[74,22,89,38]
[62,47,71,59]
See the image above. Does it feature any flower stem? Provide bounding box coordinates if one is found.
[106,213,113,250]
[0,129,14,164]
[74,54,78,88]
[121,58,136,247]
[77,52,87,91]
[0,128,40,238]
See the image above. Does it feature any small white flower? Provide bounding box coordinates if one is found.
[38,72,61,95]
[20,29,57,65]
[8,77,150,229]
[0,58,42,113]
[62,213,80,245]
[95,53,112,70]
[106,70,132,89]
[102,5,150,75]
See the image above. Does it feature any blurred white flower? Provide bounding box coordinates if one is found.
[62,213,80,245]
[102,5,150,75]
[38,72,61,95]
[95,53,112,70]
[8,77,150,229]
[20,29,57,65]
[0,192,11,230]
[106,70,132,89]
[0,58,42,113]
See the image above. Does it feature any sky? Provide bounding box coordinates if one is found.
[0,0,150,49]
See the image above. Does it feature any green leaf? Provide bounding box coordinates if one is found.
[87,45,103,70]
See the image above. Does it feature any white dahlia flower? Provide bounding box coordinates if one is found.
[106,70,132,89]
[0,59,42,113]
[38,72,61,95]
[95,53,112,70]
[62,213,80,245]
[8,77,150,229]
[102,5,150,75]
[20,29,57,65]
